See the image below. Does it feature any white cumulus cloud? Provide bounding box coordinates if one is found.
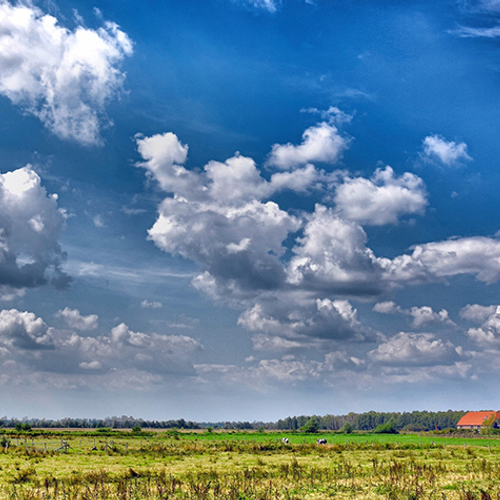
[384,235,500,285]
[0,2,133,145]
[266,122,349,170]
[0,165,68,290]
[334,166,427,225]
[0,310,202,384]
[373,301,402,314]
[0,309,53,350]
[238,296,369,343]
[369,332,460,366]
[373,302,455,328]
[460,304,497,323]
[465,305,500,345]
[55,307,98,331]
[287,204,383,294]
[421,135,472,166]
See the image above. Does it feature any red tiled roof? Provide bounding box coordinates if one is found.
[457,411,500,427]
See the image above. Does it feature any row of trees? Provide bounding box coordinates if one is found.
[0,410,467,432]
[0,416,200,430]
[271,411,467,432]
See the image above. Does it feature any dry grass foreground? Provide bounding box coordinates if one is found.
[1,431,500,499]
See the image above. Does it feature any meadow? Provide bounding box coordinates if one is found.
[2,429,500,499]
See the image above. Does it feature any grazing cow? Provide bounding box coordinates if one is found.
[317,438,327,445]
[282,437,289,444]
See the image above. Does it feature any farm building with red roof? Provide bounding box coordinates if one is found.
[456,411,500,430]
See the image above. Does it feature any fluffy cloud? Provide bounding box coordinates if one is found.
[373,301,402,314]
[238,296,368,343]
[333,167,427,225]
[408,306,455,328]
[150,197,298,295]
[287,204,384,294]
[384,235,500,285]
[460,304,497,322]
[408,307,454,328]
[0,166,68,290]
[291,228,500,295]
[373,301,455,328]
[135,133,193,193]
[266,122,349,170]
[108,323,201,374]
[55,307,98,331]
[369,332,460,366]
[465,305,500,345]
[421,135,472,166]
[0,2,132,145]
[0,309,53,350]
[139,133,302,298]
[0,309,201,382]
[294,214,500,293]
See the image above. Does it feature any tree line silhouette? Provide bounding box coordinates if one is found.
[0,410,468,432]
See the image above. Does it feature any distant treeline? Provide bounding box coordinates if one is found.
[0,417,200,430]
[270,410,468,432]
[0,410,468,432]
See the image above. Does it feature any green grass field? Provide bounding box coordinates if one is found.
[2,430,500,499]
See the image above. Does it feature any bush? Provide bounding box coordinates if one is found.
[374,421,398,434]
[15,423,32,432]
[302,416,320,433]
[341,422,354,434]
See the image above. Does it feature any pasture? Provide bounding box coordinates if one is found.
[1,430,500,499]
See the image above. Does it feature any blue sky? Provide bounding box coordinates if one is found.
[1,0,500,421]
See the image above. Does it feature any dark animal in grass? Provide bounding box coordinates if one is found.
[282,437,289,444]
[316,438,327,445]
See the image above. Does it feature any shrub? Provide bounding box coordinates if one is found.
[302,417,320,433]
[374,421,398,434]
[341,422,354,434]
[15,423,32,432]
